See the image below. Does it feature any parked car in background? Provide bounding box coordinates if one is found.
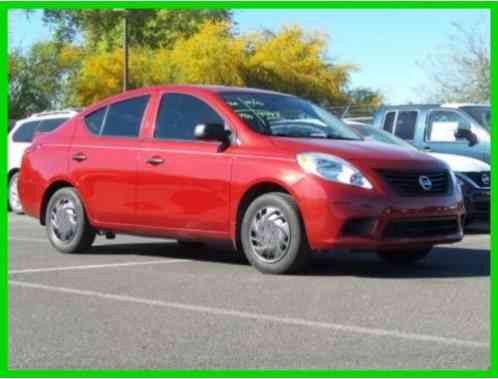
[19,86,465,274]
[8,110,79,214]
[344,120,489,226]
[444,103,490,129]
[372,104,490,163]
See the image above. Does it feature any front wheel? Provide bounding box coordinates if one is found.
[8,172,24,214]
[376,246,432,265]
[45,187,96,254]
[240,192,310,274]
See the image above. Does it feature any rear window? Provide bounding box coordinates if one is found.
[394,111,417,140]
[37,118,68,133]
[12,121,40,143]
[84,108,107,135]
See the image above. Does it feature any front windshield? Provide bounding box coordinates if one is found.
[220,93,361,140]
[459,106,490,128]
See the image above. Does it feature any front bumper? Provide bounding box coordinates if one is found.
[294,177,465,251]
[463,188,490,224]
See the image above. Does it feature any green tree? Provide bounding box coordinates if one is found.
[8,42,72,119]
[42,9,233,49]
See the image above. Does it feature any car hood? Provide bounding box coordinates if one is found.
[429,153,490,172]
[270,137,445,170]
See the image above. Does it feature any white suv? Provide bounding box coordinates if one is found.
[8,109,79,213]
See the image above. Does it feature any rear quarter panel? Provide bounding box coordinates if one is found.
[18,121,76,220]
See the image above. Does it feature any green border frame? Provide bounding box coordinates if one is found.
[0,1,495,377]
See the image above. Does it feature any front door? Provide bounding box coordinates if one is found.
[136,92,233,239]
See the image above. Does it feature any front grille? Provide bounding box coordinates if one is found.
[464,172,490,188]
[378,170,450,196]
[383,218,459,239]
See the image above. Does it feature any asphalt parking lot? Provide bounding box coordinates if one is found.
[8,213,489,370]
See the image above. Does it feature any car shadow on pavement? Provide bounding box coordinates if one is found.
[86,241,489,279]
[308,247,489,278]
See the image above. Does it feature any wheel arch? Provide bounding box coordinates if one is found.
[233,181,303,252]
[39,180,75,225]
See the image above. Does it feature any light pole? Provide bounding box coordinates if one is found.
[122,11,128,92]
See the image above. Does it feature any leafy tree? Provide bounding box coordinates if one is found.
[42,9,233,49]
[8,42,72,119]
[418,22,490,103]
[242,26,356,106]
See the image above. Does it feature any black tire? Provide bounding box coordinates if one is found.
[45,187,96,254]
[8,172,24,214]
[376,246,432,265]
[240,192,309,274]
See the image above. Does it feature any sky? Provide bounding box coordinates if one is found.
[9,9,490,104]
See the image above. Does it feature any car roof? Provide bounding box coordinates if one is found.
[378,104,440,111]
[139,84,290,96]
[18,109,80,123]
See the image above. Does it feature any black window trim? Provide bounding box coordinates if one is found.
[83,94,150,139]
[382,110,397,134]
[424,108,469,144]
[151,91,236,145]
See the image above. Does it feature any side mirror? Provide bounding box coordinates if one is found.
[454,126,478,146]
[194,123,230,143]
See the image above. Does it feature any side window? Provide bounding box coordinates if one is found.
[37,118,68,133]
[383,112,396,133]
[154,93,224,140]
[426,110,470,142]
[84,108,107,135]
[12,121,40,143]
[394,111,417,140]
[101,96,150,137]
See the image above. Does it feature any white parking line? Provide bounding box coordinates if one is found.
[9,259,190,274]
[9,279,488,349]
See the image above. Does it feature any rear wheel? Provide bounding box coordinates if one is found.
[376,246,432,265]
[241,192,309,274]
[8,172,23,214]
[45,187,96,254]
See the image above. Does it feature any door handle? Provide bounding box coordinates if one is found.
[146,156,164,165]
[72,153,87,162]
[423,146,431,151]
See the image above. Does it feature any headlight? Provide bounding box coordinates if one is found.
[450,171,463,195]
[297,152,373,190]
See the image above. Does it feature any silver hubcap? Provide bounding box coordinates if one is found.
[49,198,79,243]
[249,206,291,263]
[9,174,22,212]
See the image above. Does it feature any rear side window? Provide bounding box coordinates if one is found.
[12,121,39,142]
[154,93,224,140]
[394,111,417,140]
[84,108,107,135]
[383,112,395,133]
[37,118,68,133]
[101,96,150,137]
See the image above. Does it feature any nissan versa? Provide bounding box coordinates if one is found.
[19,86,465,274]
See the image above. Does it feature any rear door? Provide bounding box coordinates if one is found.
[136,92,233,239]
[69,95,150,226]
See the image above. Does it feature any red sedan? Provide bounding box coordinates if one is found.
[19,85,465,274]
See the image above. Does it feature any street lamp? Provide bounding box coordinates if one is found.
[113,9,129,92]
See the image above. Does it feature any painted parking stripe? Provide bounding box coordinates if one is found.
[9,259,190,274]
[9,280,488,349]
